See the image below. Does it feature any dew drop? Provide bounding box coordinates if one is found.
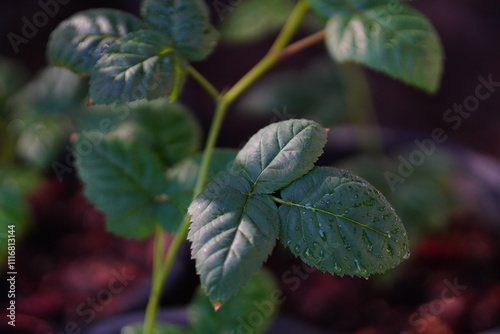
[294,245,300,254]
[318,229,327,242]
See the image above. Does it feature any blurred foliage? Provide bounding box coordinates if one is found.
[190,269,278,334]
[119,269,277,334]
[339,148,459,245]
[220,0,295,43]
[239,57,349,127]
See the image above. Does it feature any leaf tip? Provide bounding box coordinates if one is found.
[212,302,222,312]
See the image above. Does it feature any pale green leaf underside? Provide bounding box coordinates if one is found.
[47,9,143,74]
[279,167,409,278]
[141,0,219,61]
[325,5,443,92]
[188,175,279,302]
[234,119,327,194]
[75,137,182,238]
[90,30,187,104]
[190,270,277,334]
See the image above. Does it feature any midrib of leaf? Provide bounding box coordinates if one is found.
[271,195,391,238]
[252,125,310,185]
[92,144,161,201]
[95,48,177,96]
[220,193,252,279]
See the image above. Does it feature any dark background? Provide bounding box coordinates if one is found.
[1,1,500,333]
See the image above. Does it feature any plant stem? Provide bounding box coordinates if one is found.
[279,29,325,60]
[270,0,310,54]
[153,225,165,276]
[187,66,220,101]
[223,0,310,106]
[143,2,311,333]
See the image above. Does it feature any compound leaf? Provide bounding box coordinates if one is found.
[141,0,219,61]
[279,167,409,278]
[325,4,443,92]
[47,9,143,74]
[90,30,187,104]
[188,175,279,303]
[234,119,327,194]
[75,136,183,238]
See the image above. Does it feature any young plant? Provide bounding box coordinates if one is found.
[46,0,443,332]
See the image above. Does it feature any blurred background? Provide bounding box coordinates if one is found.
[0,0,499,333]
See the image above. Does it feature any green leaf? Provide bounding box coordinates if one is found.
[121,322,192,334]
[47,9,143,73]
[47,9,143,74]
[130,99,202,166]
[9,67,87,116]
[190,269,278,334]
[75,136,183,238]
[188,175,279,303]
[278,166,409,278]
[221,0,295,44]
[324,5,443,92]
[234,119,327,194]
[141,0,219,61]
[90,30,187,104]
[15,115,66,169]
